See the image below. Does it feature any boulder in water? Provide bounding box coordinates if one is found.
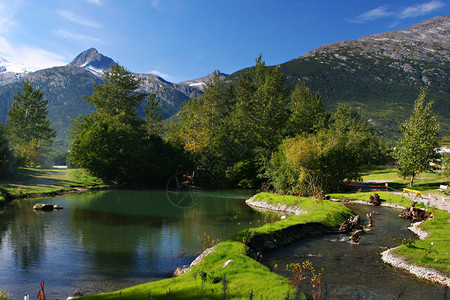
[33,203,54,211]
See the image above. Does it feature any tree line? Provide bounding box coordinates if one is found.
[0,58,445,192]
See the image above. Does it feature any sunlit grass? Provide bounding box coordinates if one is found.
[360,165,447,195]
[393,208,450,276]
[0,167,107,198]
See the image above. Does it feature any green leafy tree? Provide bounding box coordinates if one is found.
[286,81,328,136]
[71,113,146,184]
[71,64,189,185]
[0,124,13,177]
[143,93,165,137]
[232,56,290,154]
[268,130,361,195]
[85,63,147,124]
[71,64,146,183]
[330,104,386,166]
[442,152,450,183]
[396,87,440,187]
[5,81,55,167]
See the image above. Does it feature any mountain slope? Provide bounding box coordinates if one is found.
[179,70,229,91]
[0,48,203,145]
[279,16,450,137]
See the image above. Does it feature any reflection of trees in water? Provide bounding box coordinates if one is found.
[6,207,47,271]
[69,208,172,276]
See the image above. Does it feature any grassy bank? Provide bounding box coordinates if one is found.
[81,194,352,299]
[332,165,450,278]
[393,208,450,276]
[0,167,107,202]
[329,191,413,207]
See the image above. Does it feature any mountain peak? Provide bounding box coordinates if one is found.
[179,70,229,90]
[69,48,116,71]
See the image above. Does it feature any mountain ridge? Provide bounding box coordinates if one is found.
[277,16,450,137]
[0,16,448,145]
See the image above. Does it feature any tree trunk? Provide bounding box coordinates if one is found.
[409,172,415,188]
[366,213,373,227]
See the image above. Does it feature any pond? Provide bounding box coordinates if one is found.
[263,204,447,299]
[0,189,262,299]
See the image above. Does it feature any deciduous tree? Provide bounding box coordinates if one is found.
[5,81,55,167]
[396,87,440,187]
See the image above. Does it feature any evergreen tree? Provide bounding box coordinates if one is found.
[286,81,328,136]
[0,124,13,177]
[71,65,147,184]
[233,56,289,154]
[6,81,55,167]
[143,93,164,137]
[85,63,146,121]
[396,87,440,187]
[71,64,189,186]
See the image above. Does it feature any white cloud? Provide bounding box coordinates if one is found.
[150,70,173,81]
[0,36,66,69]
[399,1,445,19]
[0,1,66,70]
[350,1,445,23]
[0,1,19,34]
[58,10,102,28]
[351,6,394,23]
[86,0,101,5]
[56,29,103,43]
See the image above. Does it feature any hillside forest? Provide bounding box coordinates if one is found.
[0,58,446,194]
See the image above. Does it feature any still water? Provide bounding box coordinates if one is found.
[0,189,261,299]
[264,204,447,299]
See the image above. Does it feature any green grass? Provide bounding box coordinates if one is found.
[81,194,352,299]
[333,165,450,277]
[360,165,448,195]
[83,241,300,300]
[0,167,108,199]
[393,208,450,276]
[329,191,414,208]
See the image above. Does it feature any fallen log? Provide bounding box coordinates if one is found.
[350,229,363,243]
[339,215,362,233]
[369,193,382,206]
[366,213,373,228]
[400,202,429,223]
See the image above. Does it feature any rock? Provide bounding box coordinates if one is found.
[222,259,233,268]
[33,203,54,211]
[173,265,190,277]
[53,204,64,210]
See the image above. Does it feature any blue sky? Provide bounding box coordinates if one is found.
[0,0,448,82]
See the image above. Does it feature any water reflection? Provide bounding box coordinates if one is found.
[0,189,260,299]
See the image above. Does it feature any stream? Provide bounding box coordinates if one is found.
[263,204,447,299]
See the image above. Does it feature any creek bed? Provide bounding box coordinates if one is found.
[263,204,447,299]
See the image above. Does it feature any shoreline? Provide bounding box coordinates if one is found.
[245,195,307,215]
[248,195,450,288]
[381,247,450,287]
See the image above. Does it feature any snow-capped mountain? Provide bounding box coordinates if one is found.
[0,57,43,84]
[69,48,116,76]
